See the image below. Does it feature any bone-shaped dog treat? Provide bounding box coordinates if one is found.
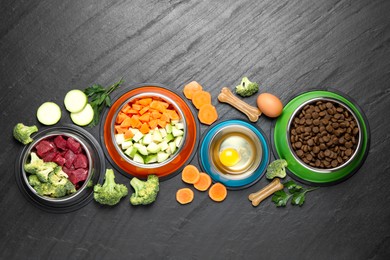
[217,87,262,122]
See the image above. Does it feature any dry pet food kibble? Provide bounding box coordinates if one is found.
[290,100,359,169]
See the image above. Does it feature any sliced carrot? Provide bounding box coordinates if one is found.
[120,117,132,128]
[166,109,180,120]
[148,119,158,129]
[183,81,203,100]
[151,110,162,119]
[159,101,170,108]
[176,188,194,205]
[132,104,142,111]
[130,117,142,129]
[150,101,166,113]
[193,172,212,191]
[138,98,152,106]
[160,113,170,123]
[157,119,167,128]
[115,125,127,134]
[139,106,150,115]
[140,123,150,134]
[208,183,227,202]
[182,165,200,184]
[124,129,135,140]
[139,113,150,122]
[115,112,127,124]
[198,104,218,125]
[121,104,131,112]
[192,90,212,109]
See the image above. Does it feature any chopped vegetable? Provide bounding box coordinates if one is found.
[70,103,94,126]
[13,123,38,145]
[272,180,318,207]
[193,172,212,191]
[176,188,194,204]
[36,102,62,125]
[235,77,259,97]
[248,178,284,207]
[181,165,200,184]
[84,79,123,127]
[192,90,212,109]
[93,169,128,206]
[198,103,218,125]
[183,81,203,100]
[24,152,58,182]
[64,89,88,113]
[208,183,227,202]
[129,175,159,205]
[266,159,288,179]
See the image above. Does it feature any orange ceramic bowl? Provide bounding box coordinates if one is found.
[101,84,199,180]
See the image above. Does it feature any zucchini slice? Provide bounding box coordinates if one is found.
[64,89,88,113]
[36,102,62,125]
[70,103,94,126]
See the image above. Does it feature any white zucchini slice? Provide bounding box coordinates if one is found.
[64,89,88,113]
[70,103,94,126]
[36,102,62,125]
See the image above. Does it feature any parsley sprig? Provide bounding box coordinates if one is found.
[84,78,123,127]
[272,180,318,207]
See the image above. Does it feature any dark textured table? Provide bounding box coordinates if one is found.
[1,0,389,259]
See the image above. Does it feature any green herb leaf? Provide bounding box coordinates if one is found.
[272,190,292,207]
[284,180,303,193]
[84,78,123,127]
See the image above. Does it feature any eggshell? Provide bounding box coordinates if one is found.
[257,93,283,118]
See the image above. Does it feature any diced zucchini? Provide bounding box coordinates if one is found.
[132,131,144,142]
[133,153,144,164]
[164,133,174,142]
[171,120,180,125]
[115,134,125,145]
[130,128,140,135]
[172,126,184,137]
[124,146,138,158]
[121,140,133,150]
[159,128,167,138]
[147,142,161,154]
[175,136,183,148]
[159,141,169,151]
[153,130,163,143]
[157,152,170,163]
[165,124,173,134]
[142,133,153,145]
[133,143,148,156]
[145,154,158,164]
[168,141,176,154]
[175,122,184,130]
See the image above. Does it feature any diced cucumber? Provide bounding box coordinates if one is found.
[70,103,94,126]
[115,134,125,145]
[124,146,138,158]
[164,133,174,142]
[157,152,170,163]
[159,141,169,151]
[159,128,167,138]
[133,153,144,164]
[132,131,144,142]
[121,140,133,150]
[36,102,62,126]
[172,126,184,137]
[147,142,161,154]
[64,89,88,113]
[145,154,158,164]
[168,141,176,154]
[133,143,148,156]
[175,122,184,130]
[175,136,183,147]
[165,124,172,134]
[153,130,163,143]
[142,133,153,145]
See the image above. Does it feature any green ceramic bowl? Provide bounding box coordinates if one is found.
[272,90,370,186]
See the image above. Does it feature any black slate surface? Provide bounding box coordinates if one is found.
[1,0,389,259]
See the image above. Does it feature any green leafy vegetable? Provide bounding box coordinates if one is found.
[84,78,123,127]
[271,180,318,207]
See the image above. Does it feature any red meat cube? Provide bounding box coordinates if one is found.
[73,153,88,169]
[42,152,58,162]
[67,137,82,154]
[35,140,56,158]
[64,150,76,168]
[54,135,68,150]
[53,154,66,166]
[68,168,88,185]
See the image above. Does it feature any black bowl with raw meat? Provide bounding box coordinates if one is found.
[15,125,105,213]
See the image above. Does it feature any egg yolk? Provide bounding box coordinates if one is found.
[219,148,241,167]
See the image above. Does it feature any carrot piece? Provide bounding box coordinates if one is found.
[132,104,143,111]
[120,117,132,128]
[124,129,135,140]
[148,119,158,129]
[176,188,194,205]
[166,109,180,120]
[150,101,166,113]
[127,109,139,114]
[208,183,227,202]
[140,123,150,134]
[139,106,150,115]
[192,90,212,109]
[138,98,152,106]
[198,104,218,125]
[115,112,127,124]
[193,172,212,191]
[130,117,142,128]
[139,113,150,122]
[121,104,131,113]
[157,119,167,128]
[160,113,170,123]
[182,165,200,184]
[115,125,127,134]
[183,81,203,100]
[159,101,170,108]
[151,110,162,119]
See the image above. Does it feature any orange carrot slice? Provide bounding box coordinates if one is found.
[209,183,227,202]
[192,90,211,109]
[183,81,203,100]
[176,188,194,204]
[193,172,212,191]
[182,165,200,184]
[198,104,218,125]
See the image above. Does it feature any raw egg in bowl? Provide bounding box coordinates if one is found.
[199,119,270,189]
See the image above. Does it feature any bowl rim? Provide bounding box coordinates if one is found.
[110,91,187,168]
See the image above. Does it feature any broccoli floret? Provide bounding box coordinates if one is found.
[49,168,68,186]
[24,152,57,182]
[93,169,128,206]
[266,159,288,179]
[28,175,41,187]
[235,77,259,97]
[130,175,159,206]
[13,123,38,145]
